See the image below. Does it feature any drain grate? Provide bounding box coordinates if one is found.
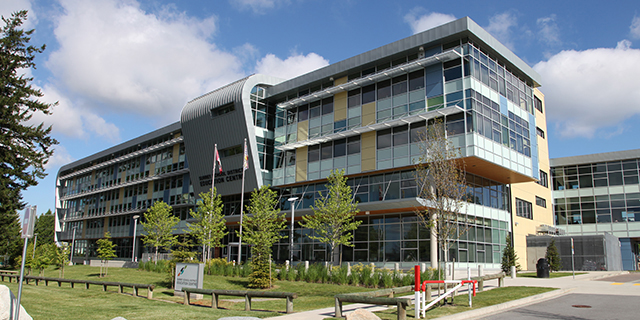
[572,305,592,308]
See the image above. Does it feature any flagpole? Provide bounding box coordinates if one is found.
[238,138,247,265]
[206,144,218,262]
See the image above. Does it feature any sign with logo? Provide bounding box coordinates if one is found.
[174,263,204,292]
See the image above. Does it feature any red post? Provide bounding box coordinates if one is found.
[414,265,420,292]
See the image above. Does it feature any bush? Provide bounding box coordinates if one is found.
[138,260,171,273]
[331,265,348,285]
[380,269,393,288]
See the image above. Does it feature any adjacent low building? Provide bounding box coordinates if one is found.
[55,17,553,269]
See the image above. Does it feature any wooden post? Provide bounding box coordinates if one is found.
[133,286,138,297]
[426,285,432,302]
[335,297,343,318]
[212,293,218,308]
[498,276,504,287]
[102,284,107,291]
[184,291,190,306]
[118,285,123,293]
[85,283,89,289]
[70,282,74,288]
[397,301,406,320]
[147,287,153,299]
[245,294,251,311]
[286,296,294,313]
[478,279,484,291]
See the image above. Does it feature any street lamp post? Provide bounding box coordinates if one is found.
[132,215,140,262]
[287,197,299,266]
[69,226,77,265]
[32,233,38,260]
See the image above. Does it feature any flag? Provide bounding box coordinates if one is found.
[243,139,249,171]
[214,145,223,173]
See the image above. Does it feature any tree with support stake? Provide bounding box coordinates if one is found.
[546,239,562,272]
[141,201,179,264]
[188,188,227,263]
[97,232,117,277]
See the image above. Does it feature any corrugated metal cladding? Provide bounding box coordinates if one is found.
[179,74,284,198]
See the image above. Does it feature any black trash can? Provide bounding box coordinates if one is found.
[536,258,550,278]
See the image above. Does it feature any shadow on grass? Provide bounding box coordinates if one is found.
[226,278,250,288]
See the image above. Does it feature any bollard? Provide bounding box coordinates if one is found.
[467,266,472,307]
[478,265,483,277]
[414,265,420,319]
[370,263,375,272]
[305,261,309,271]
[285,260,290,270]
[421,263,426,272]
[511,266,516,279]
[395,263,399,272]
[347,262,351,276]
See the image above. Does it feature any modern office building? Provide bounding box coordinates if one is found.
[55,17,552,269]
[550,149,640,270]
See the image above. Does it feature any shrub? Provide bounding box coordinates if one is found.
[380,269,393,288]
[331,265,348,285]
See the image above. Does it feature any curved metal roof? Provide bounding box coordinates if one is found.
[180,76,249,123]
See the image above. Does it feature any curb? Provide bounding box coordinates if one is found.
[433,287,575,320]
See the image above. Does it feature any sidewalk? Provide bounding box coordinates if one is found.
[266,271,633,320]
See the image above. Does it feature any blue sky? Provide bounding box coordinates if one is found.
[2,0,640,217]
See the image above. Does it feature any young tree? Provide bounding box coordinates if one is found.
[168,238,198,289]
[501,235,521,275]
[300,169,361,266]
[34,210,56,245]
[97,232,117,277]
[187,188,227,263]
[545,239,562,272]
[1,10,58,267]
[54,243,70,278]
[415,118,468,276]
[241,185,286,288]
[141,201,179,264]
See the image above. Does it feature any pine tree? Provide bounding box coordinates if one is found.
[501,235,520,275]
[300,169,361,266]
[1,10,57,268]
[241,185,286,288]
[34,209,55,245]
[545,239,562,272]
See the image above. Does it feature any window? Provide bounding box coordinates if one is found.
[536,127,545,139]
[377,129,392,149]
[516,198,533,219]
[534,96,543,113]
[537,170,548,188]
[535,196,547,208]
[210,103,235,118]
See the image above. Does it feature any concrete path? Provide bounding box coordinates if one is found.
[266,271,637,320]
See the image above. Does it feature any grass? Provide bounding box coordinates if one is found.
[1,265,374,319]
[518,272,586,278]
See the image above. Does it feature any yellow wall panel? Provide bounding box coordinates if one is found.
[172,144,180,163]
[334,91,347,121]
[149,163,155,177]
[362,102,376,126]
[296,146,308,182]
[119,188,125,204]
[147,181,154,198]
[297,120,309,141]
[361,131,376,172]
[334,76,348,86]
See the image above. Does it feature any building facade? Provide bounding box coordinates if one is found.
[56,17,552,269]
[551,149,640,270]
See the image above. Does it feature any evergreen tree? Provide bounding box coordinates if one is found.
[187,188,227,263]
[141,201,179,264]
[1,10,57,268]
[34,209,55,245]
[241,185,286,288]
[300,169,361,266]
[501,235,520,275]
[545,239,562,272]
[97,232,117,277]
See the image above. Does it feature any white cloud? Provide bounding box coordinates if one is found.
[28,84,121,142]
[44,145,74,171]
[46,0,245,124]
[404,9,456,35]
[0,0,37,29]
[534,41,640,138]
[485,12,517,50]
[255,52,329,80]
[537,14,561,46]
[230,0,288,13]
[630,15,640,39]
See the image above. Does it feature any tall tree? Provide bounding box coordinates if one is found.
[545,239,562,272]
[241,185,286,288]
[187,188,227,263]
[141,201,179,264]
[34,209,55,245]
[1,10,57,268]
[97,232,117,277]
[415,118,469,275]
[300,169,361,266]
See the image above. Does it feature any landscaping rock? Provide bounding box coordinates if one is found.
[110,317,128,320]
[346,309,381,320]
[218,317,261,320]
[0,285,32,320]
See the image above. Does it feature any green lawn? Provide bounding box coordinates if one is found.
[1,265,373,319]
[518,272,585,278]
